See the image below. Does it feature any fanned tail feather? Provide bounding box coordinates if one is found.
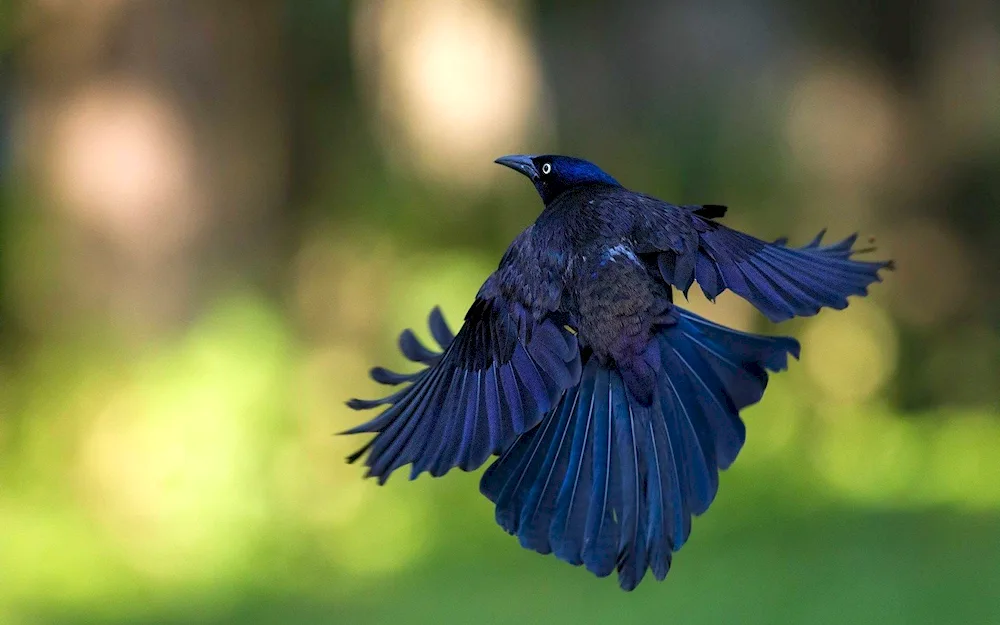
[480,306,798,590]
[344,303,581,483]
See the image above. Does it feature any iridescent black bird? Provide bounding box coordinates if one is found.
[344,155,892,590]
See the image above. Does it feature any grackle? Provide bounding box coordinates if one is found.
[344,155,892,590]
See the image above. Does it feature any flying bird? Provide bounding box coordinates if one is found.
[344,154,892,590]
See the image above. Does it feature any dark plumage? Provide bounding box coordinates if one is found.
[344,154,892,590]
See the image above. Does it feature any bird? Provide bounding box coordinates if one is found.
[343,154,892,590]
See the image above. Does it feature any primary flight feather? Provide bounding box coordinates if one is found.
[344,154,892,590]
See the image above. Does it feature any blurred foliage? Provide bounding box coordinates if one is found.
[1,1,999,624]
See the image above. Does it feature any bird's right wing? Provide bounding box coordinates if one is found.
[634,197,894,323]
[344,299,581,483]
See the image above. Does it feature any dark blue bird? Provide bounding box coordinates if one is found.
[344,154,892,590]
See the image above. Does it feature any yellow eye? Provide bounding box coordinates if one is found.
[541,162,552,175]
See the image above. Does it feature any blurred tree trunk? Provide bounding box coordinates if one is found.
[15,0,288,342]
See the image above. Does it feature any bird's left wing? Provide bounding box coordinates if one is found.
[344,295,581,484]
[632,197,894,323]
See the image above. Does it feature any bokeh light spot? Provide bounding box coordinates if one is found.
[77,295,290,582]
[354,0,545,191]
[882,218,971,328]
[813,406,922,503]
[48,80,201,258]
[785,60,898,189]
[801,300,898,405]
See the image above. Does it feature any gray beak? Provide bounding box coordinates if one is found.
[494,154,539,180]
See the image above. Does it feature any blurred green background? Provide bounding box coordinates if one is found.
[2,1,999,623]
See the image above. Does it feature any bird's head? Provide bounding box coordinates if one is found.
[494,154,620,205]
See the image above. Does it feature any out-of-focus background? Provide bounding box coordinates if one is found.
[1,1,998,623]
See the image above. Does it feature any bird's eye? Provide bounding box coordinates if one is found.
[541,162,552,175]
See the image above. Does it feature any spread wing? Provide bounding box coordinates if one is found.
[344,228,581,483]
[632,196,894,323]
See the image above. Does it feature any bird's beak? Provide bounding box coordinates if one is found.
[494,154,538,180]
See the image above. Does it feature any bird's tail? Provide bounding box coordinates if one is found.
[480,307,799,590]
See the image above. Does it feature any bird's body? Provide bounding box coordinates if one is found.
[489,183,668,362]
[345,155,892,590]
